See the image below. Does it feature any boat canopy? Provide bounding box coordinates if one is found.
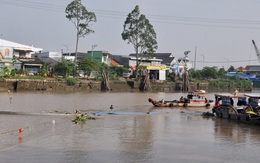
[244,93,260,98]
[214,93,247,98]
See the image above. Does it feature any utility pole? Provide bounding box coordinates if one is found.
[194,46,197,70]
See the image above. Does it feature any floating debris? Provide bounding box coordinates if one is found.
[72,114,96,124]
[202,112,215,117]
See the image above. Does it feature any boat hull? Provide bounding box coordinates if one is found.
[148,98,214,107]
[213,106,260,125]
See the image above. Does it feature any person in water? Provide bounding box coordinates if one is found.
[110,105,113,112]
[180,96,184,102]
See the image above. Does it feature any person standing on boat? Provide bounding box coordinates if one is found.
[234,89,239,96]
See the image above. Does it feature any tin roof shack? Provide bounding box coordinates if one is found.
[64,51,111,66]
[32,52,62,73]
[128,56,166,81]
[0,59,22,73]
[19,57,43,75]
[246,65,260,77]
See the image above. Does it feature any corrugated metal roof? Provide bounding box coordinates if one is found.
[129,53,175,64]
[247,65,260,71]
[0,39,43,52]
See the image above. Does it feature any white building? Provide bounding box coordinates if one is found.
[0,39,42,59]
[0,39,43,72]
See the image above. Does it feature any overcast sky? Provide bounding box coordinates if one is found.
[1,0,260,69]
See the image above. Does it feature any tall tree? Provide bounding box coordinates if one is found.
[122,5,158,76]
[65,0,96,76]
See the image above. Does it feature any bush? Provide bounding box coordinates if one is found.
[66,78,77,86]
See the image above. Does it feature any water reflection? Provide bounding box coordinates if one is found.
[214,118,260,146]
[1,92,260,162]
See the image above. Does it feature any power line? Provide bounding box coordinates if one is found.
[190,59,258,63]
[2,0,260,29]
[0,0,63,12]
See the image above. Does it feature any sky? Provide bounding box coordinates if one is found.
[1,0,260,70]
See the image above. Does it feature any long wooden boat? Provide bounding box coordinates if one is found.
[212,93,260,125]
[148,90,215,107]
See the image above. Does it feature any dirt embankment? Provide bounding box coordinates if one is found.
[0,79,252,93]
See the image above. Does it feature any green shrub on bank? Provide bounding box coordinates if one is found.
[209,80,251,89]
[66,78,78,86]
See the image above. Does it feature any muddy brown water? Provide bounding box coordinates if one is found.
[1,92,260,163]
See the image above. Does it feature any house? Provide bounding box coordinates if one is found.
[63,51,111,65]
[18,57,43,74]
[32,51,62,72]
[236,66,248,72]
[0,39,42,58]
[128,53,167,80]
[0,39,43,73]
[245,65,260,77]
[109,55,130,67]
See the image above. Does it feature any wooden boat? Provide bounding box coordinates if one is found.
[212,93,260,125]
[148,90,215,107]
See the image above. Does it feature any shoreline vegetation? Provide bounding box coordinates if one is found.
[0,77,253,93]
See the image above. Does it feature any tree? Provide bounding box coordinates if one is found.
[65,0,96,76]
[218,67,226,79]
[54,60,74,78]
[77,57,98,79]
[201,67,218,79]
[99,63,110,91]
[227,65,235,72]
[122,5,158,76]
[109,66,129,77]
[189,68,202,80]
[40,63,48,77]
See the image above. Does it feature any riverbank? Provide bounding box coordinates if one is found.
[0,78,253,93]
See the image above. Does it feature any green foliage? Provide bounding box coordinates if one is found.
[217,68,226,79]
[168,72,177,81]
[109,66,129,77]
[122,5,158,71]
[65,0,96,68]
[54,60,73,77]
[2,68,11,78]
[227,65,235,72]
[77,57,99,78]
[73,116,87,124]
[65,0,96,38]
[201,67,218,79]
[209,81,229,88]
[10,69,16,77]
[40,63,48,77]
[209,80,251,90]
[72,115,96,124]
[189,68,202,79]
[66,78,78,86]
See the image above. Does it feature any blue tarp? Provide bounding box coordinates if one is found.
[92,111,157,116]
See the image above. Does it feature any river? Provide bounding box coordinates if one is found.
[0,92,260,163]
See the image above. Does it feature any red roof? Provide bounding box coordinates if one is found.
[110,59,120,66]
[237,66,247,71]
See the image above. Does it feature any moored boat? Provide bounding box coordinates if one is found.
[212,93,260,125]
[148,90,215,107]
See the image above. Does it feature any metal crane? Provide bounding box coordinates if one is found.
[252,40,260,63]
